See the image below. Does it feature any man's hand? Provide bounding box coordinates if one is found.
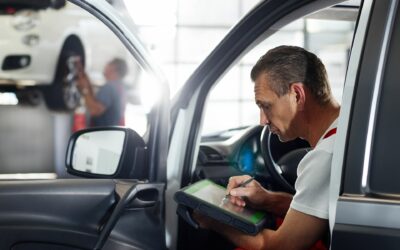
[227,175,293,217]
[227,175,269,209]
[71,56,106,116]
[73,57,90,90]
[74,56,84,76]
[194,204,328,250]
[191,177,327,250]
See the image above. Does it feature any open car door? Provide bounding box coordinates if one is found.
[0,0,169,249]
[165,0,361,249]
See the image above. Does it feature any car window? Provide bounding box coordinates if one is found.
[122,0,262,99]
[0,1,159,178]
[201,6,357,137]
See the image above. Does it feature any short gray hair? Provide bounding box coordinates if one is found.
[110,58,128,78]
[251,46,332,105]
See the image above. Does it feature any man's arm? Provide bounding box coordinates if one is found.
[227,175,292,217]
[198,208,328,250]
[76,70,106,117]
[261,191,293,217]
[81,89,106,117]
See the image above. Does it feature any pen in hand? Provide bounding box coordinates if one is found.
[237,176,255,188]
[223,176,255,201]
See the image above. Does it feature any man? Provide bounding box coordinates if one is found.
[76,58,128,127]
[196,45,340,249]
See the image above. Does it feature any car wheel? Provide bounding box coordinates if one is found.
[43,45,83,111]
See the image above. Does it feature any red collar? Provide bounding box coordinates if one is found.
[323,128,337,139]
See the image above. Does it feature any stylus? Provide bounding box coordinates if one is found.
[238,176,255,188]
[223,176,255,201]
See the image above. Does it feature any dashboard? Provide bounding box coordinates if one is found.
[195,125,310,188]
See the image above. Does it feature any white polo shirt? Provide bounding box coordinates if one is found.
[290,119,337,219]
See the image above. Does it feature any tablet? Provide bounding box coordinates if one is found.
[174,179,267,235]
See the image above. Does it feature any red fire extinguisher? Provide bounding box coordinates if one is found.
[72,100,87,132]
[69,55,87,132]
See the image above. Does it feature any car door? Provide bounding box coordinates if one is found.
[330,0,400,248]
[0,1,169,249]
[165,0,361,249]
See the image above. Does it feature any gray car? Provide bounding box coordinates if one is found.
[0,0,398,249]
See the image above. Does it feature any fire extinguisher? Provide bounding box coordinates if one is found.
[72,99,87,132]
[69,55,87,132]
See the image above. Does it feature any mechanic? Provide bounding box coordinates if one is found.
[76,57,128,127]
[195,45,340,250]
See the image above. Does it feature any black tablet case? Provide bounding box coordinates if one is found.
[174,179,267,235]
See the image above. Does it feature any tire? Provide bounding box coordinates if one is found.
[43,41,84,111]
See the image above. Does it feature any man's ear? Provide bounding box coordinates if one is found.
[290,82,306,110]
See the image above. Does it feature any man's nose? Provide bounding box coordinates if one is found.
[260,110,270,126]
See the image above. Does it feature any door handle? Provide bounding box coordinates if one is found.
[94,183,161,250]
[126,184,158,209]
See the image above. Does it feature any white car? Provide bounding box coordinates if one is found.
[0,0,133,110]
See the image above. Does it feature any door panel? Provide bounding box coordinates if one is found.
[332,0,400,248]
[0,179,165,250]
[332,224,400,249]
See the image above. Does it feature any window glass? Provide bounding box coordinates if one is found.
[0,1,153,177]
[137,26,176,63]
[201,7,357,136]
[178,0,240,26]
[177,28,230,63]
[241,29,305,64]
[124,0,263,98]
[241,0,263,16]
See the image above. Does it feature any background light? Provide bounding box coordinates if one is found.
[0,92,18,105]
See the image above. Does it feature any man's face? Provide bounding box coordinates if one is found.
[254,74,300,142]
[103,63,117,80]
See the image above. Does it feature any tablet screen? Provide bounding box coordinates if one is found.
[184,179,265,224]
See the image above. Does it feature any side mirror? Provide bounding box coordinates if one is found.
[65,127,147,179]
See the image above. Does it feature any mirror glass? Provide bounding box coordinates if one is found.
[72,130,125,175]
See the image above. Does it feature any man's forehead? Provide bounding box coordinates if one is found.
[254,74,273,94]
[254,74,279,105]
[254,71,269,83]
[254,88,273,106]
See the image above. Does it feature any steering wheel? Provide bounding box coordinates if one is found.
[260,126,310,194]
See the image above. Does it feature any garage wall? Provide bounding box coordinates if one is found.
[0,103,71,176]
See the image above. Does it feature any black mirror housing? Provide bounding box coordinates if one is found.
[65,127,147,179]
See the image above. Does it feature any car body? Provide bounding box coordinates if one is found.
[0,0,135,110]
[0,0,399,249]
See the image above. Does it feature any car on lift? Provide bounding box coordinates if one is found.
[0,0,399,250]
[0,0,133,110]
